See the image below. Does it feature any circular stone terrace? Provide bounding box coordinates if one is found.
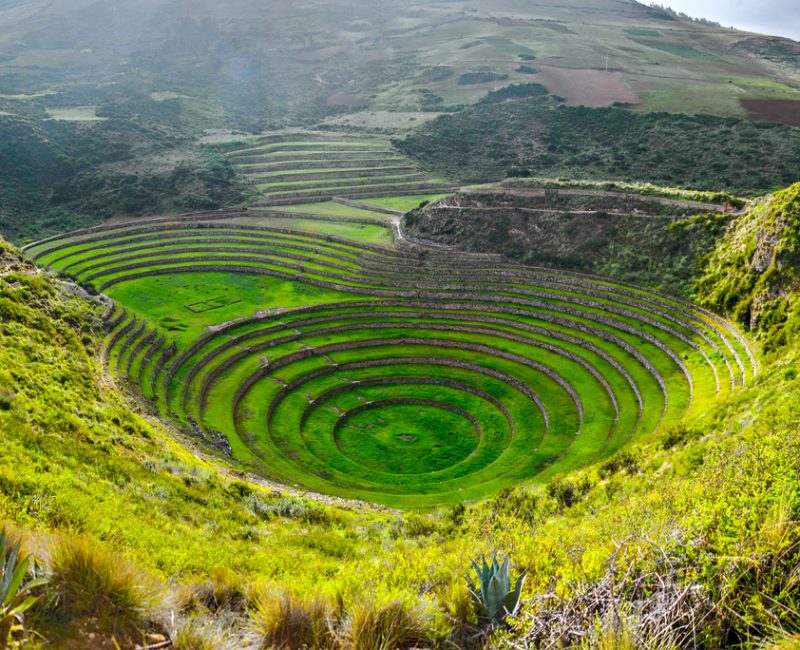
[24,210,757,507]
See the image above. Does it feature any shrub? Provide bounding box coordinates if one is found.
[340,596,435,650]
[467,555,526,629]
[599,451,640,478]
[0,388,15,411]
[546,475,592,508]
[390,514,437,539]
[445,502,466,527]
[660,423,700,450]
[251,589,336,650]
[47,533,164,634]
[490,486,538,525]
[457,72,508,85]
[180,568,249,614]
[262,497,332,525]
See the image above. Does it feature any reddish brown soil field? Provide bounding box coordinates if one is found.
[535,66,641,107]
[741,99,800,127]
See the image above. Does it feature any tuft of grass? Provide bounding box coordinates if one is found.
[180,568,249,615]
[172,616,235,650]
[251,589,337,650]
[47,533,164,635]
[339,596,435,650]
[438,579,478,647]
[583,620,641,650]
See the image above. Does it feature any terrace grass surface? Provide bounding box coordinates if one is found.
[269,202,392,220]
[222,217,395,247]
[358,194,452,212]
[104,272,371,346]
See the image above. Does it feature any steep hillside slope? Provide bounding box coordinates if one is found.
[698,182,800,352]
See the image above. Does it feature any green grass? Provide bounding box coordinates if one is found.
[105,273,368,346]
[357,194,452,212]
[335,402,480,474]
[232,140,393,155]
[255,173,426,190]
[261,182,449,200]
[270,202,392,220]
[5,208,800,648]
[226,217,395,246]
[237,157,407,169]
[248,165,417,179]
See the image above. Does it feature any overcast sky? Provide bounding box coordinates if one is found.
[659,0,800,40]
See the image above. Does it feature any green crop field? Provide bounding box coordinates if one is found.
[26,204,756,508]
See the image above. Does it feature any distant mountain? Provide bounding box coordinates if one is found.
[1,0,799,128]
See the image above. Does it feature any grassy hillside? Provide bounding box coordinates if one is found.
[698,182,800,354]
[3,0,800,242]
[398,96,800,194]
[2,184,800,645]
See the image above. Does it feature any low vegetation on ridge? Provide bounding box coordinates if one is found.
[399,97,800,194]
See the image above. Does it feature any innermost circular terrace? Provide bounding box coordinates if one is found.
[334,399,481,475]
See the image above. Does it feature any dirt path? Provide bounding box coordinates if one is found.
[463,187,740,213]
[429,205,685,220]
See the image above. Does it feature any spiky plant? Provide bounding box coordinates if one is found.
[467,554,526,628]
[1,528,45,647]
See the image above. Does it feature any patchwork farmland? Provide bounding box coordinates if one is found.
[227,132,456,206]
[26,207,756,508]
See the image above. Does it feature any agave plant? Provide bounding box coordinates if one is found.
[1,529,45,647]
[467,554,526,628]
